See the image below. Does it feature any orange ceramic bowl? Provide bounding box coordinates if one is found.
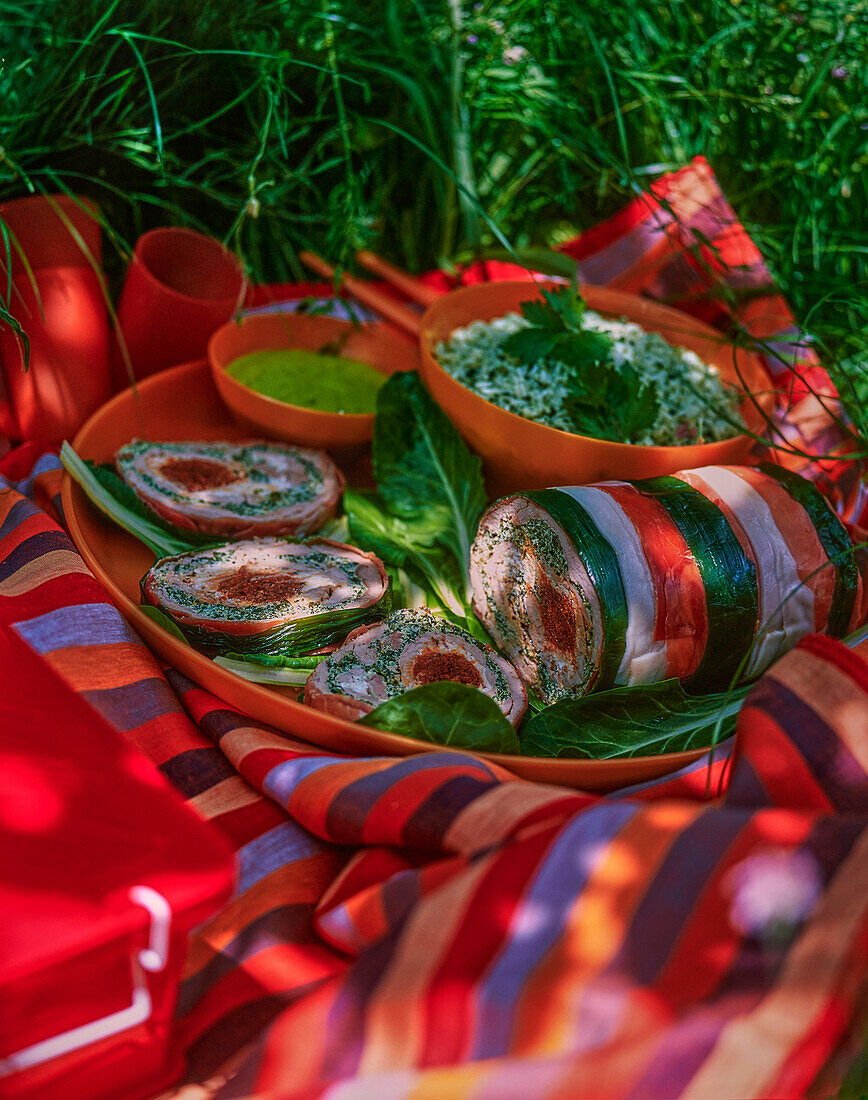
[419,282,774,495]
[209,311,419,451]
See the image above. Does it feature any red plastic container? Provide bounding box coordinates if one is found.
[114,227,246,382]
[0,626,235,1100]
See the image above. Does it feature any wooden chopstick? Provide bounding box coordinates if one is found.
[299,251,423,338]
[354,251,443,308]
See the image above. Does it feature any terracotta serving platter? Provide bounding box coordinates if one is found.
[62,358,709,791]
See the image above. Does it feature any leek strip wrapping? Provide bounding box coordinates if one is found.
[759,462,860,636]
[634,476,758,691]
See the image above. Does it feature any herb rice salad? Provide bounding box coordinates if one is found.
[433,288,744,446]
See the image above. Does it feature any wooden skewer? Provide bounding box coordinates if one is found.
[354,251,443,308]
[299,251,423,338]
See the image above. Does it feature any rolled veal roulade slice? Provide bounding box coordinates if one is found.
[304,609,528,725]
[116,439,345,538]
[142,537,389,656]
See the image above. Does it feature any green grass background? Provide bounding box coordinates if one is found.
[1,0,865,415]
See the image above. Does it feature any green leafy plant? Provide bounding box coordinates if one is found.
[1,0,864,408]
[345,370,487,617]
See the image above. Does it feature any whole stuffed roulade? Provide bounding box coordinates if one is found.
[470,464,862,705]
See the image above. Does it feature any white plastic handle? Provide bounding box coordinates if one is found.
[0,886,172,1078]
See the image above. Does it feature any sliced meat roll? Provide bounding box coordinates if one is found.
[116,439,345,537]
[142,537,389,656]
[304,609,528,726]
[470,466,861,705]
[590,482,710,684]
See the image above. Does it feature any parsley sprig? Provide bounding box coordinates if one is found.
[502,286,660,443]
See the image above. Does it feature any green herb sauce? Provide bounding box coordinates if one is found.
[226,349,386,414]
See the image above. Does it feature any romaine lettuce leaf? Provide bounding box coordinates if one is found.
[370,371,487,602]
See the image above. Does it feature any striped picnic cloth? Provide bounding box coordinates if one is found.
[1,156,867,1099]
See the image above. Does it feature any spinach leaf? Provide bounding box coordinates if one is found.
[344,486,437,568]
[345,487,467,614]
[345,487,497,649]
[371,372,487,599]
[360,681,520,755]
[520,678,750,759]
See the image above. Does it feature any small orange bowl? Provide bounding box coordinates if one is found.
[420,282,774,495]
[209,311,419,450]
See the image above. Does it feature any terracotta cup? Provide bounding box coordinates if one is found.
[0,194,111,443]
[114,227,246,382]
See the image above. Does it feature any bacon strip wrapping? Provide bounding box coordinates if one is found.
[116,439,345,538]
[470,465,862,705]
[142,537,389,656]
[304,609,528,725]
